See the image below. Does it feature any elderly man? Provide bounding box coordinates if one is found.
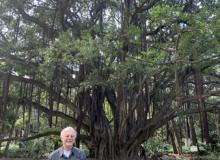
[49,127,86,160]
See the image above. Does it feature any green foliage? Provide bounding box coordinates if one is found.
[181,146,191,153]
[142,138,172,154]
[75,32,99,65]
[41,30,77,65]
[103,99,113,121]
[178,5,220,68]
[15,112,28,130]
[196,153,220,160]
[149,4,187,27]
[4,138,54,158]
[124,25,141,46]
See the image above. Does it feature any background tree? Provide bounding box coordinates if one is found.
[0,0,220,160]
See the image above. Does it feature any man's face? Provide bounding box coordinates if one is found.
[61,130,76,150]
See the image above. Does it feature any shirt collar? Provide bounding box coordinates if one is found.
[59,147,74,158]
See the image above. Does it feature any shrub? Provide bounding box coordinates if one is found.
[142,137,172,154]
[5,137,54,158]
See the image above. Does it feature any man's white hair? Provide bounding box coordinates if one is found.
[60,126,77,137]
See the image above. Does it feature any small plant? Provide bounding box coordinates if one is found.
[142,137,172,154]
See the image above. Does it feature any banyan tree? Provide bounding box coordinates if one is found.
[0,0,220,159]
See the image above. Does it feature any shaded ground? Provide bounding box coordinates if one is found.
[169,154,220,160]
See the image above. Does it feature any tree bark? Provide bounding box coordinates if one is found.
[194,67,210,143]
[168,121,182,155]
[3,105,20,157]
[0,71,11,148]
[218,110,220,137]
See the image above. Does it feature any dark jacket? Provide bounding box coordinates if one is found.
[48,147,86,160]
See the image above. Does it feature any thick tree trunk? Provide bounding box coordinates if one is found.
[194,68,210,143]
[218,110,220,137]
[4,105,20,157]
[49,82,54,128]
[26,81,34,135]
[185,84,198,146]
[167,126,178,154]
[167,121,182,155]
[184,115,191,147]
[0,72,11,148]
[37,88,41,132]
[0,73,10,118]
[189,115,198,146]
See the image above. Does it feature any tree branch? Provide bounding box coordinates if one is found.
[12,0,55,37]
[0,129,90,142]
